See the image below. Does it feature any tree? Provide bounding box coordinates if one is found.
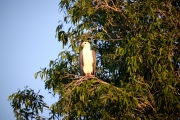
[9,0,180,119]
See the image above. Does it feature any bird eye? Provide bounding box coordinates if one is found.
[85,43,86,44]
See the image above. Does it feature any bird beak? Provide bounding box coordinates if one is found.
[81,43,84,47]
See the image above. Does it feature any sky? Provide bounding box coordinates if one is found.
[0,0,68,119]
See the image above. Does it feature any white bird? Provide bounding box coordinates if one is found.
[79,42,96,76]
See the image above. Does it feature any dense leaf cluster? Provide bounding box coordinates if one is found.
[8,86,48,120]
[9,0,180,119]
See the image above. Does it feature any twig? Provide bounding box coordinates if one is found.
[64,75,120,92]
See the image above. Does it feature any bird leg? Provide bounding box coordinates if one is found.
[85,73,91,77]
[88,73,93,77]
[84,73,95,78]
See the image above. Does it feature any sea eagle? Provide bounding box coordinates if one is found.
[79,42,96,76]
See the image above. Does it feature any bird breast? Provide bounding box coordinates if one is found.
[83,49,93,64]
[82,49,93,73]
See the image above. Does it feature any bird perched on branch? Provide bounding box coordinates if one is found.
[79,42,96,77]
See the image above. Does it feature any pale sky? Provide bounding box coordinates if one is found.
[0,0,68,119]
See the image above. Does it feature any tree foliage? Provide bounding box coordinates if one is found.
[8,86,48,120]
[9,0,180,119]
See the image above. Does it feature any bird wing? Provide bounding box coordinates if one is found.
[79,50,84,76]
[92,50,96,76]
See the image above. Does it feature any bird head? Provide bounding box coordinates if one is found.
[81,42,90,49]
